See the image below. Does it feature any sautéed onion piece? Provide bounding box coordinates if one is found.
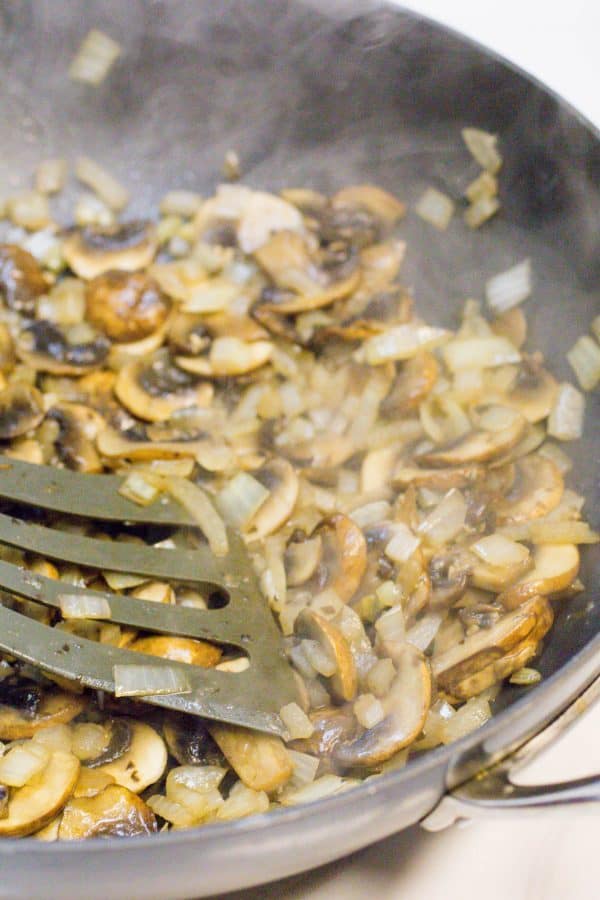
[0,148,597,840]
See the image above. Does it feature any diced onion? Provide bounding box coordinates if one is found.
[0,742,50,787]
[442,336,520,372]
[547,383,585,441]
[287,750,319,788]
[301,639,337,677]
[471,534,530,566]
[32,724,73,753]
[375,605,405,643]
[59,593,111,620]
[361,325,449,365]
[442,696,491,743]
[159,190,203,218]
[509,667,542,686]
[69,29,121,85]
[75,156,129,211]
[418,489,467,545]
[71,723,109,761]
[36,159,68,194]
[462,127,502,174]
[366,658,396,697]
[415,187,454,230]
[182,277,239,313]
[165,477,228,557]
[384,523,421,563]
[215,782,269,821]
[566,335,600,391]
[37,278,86,325]
[464,195,501,228]
[353,693,385,729]
[279,702,315,739]
[215,656,250,673]
[350,500,391,528]
[278,774,351,806]
[216,472,270,530]
[103,571,147,591]
[148,794,195,827]
[6,191,51,230]
[113,664,191,697]
[465,170,498,203]
[406,613,443,652]
[527,520,598,545]
[167,765,226,794]
[485,258,532,314]
[74,193,115,227]
[118,472,161,506]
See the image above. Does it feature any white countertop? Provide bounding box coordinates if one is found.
[224,3,600,898]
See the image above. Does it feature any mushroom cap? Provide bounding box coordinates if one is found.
[0,750,80,838]
[17,320,110,375]
[115,353,213,423]
[0,382,45,439]
[58,784,157,839]
[62,221,158,280]
[295,609,358,703]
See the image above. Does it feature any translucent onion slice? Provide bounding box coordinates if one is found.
[471,534,530,567]
[118,472,161,507]
[0,742,50,787]
[164,477,228,557]
[415,187,454,230]
[286,750,319,789]
[442,336,520,372]
[417,488,467,545]
[485,259,532,314]
[69,29,121,85]
[547,383,585,441]
[361,325,449,365]
[216,472,270,530]
[461,128,502,174]
[75,156,129,211]
[113,664,191,698]
[279,702,314,740]
[566,335,600,391]
[59,594,111,620]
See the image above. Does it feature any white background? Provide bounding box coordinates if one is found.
[221,3,600,899]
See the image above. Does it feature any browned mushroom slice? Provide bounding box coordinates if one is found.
[313,514,368,603]
[176,337,273,378]
[499,544,580,609]
[245,458,299,540]
[295,609,357,703]
[58,784,157,839]
[254,231,360,313]
[95,722,167,794]
[334,643,430,768]
[504,361,558,423]
[62,221,158,280]
[0,687,86,741]
[0,750,80,838]
[0,322,15,373]
[128,636,222,668]
[284,533,323,587]
[0,383,45,439]
[78,719,132,769]
[17,320,110,375]
[431,595,553,700]
[393,462,482,490]
[417,406,526,467]
[330,184,406,227]
[163,716,224,767]
[115,352,213,423]
[496,454,563,524]
[0,244,48,315]
[97,425,212,461]
[47,402,104,472]
[86,271,171,343]
[381,352,439,418]
[208,724,293,792]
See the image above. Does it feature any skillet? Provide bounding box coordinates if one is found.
[0,1,598,897]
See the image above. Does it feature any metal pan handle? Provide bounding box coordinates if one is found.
[421,675,600,831]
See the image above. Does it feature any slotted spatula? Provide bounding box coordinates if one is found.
[0,456,297,737]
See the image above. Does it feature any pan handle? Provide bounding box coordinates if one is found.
[421,674,600,831]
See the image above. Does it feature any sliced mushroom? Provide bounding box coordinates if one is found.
[286,433,356,470]
[432,595,553,699]
[284,533,323,586]
[0,383,45,439]
[393,462,482,491]
[72,768,117,799]
[0,688,86,741]
[417,406,526,467]
[86,271,171,343]
[496,454,563,525]
[0,322,15,373]
[128,636,222,668]
[95,722,167,794]
[58,784,157,839]
[47,402,104,472]
[0,749,80,838]
[504,360,558,423]
[245,458,299,540]
[499,544,580,609]
[469,554,532,593]
[297,609,357,702]
[381,352,438,418]
[0,244,48,315]
[115,351,213,423]
[312,514,367,603]
[97,424,212,461]
[289,706,358,758]
[208,723,293,792]
[176,337,273,378]
[163,716,225,767]
[62,221,158,280]
[428,556,469,609]
[334,643,430,768]
[80,719,133,769]
[254,231,360,314]
[330,184,406,227]
[17,321,110,375]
